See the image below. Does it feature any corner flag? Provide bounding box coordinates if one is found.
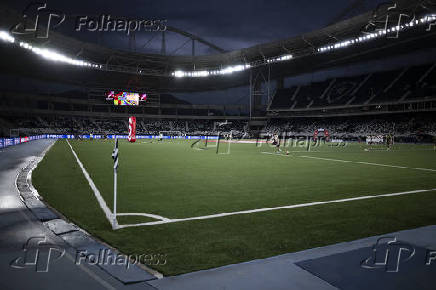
[112,138,119,169]
[111,138,119,229]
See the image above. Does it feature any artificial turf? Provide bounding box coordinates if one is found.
[32,139,436,275]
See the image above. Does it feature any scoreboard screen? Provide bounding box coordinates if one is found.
[106,91,147,106]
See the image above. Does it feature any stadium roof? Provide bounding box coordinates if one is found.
[1,0,436,92]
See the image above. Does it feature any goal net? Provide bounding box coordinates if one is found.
[216,130,240,154]
[363,134,395,151]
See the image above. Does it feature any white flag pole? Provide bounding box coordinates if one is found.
[113,165,117,229]
[112,138,119,229]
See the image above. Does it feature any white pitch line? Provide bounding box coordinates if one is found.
[116,188,436,228]
[299,155,351,163]
[414,168,436,172]
[356,161,407,169]
[117,212,170,222]
[66,140,114,224]
[298,155,436,172]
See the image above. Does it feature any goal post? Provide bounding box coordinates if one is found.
[216,130,236,155]
[363,134,395,151]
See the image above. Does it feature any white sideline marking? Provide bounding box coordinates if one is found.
[299,155,351,163]
[414,168,436,172]
[117,212,171,222]
[357,161,407,169]
[66,140,114,224]
[117,188,436,228]
[298,155,436,172]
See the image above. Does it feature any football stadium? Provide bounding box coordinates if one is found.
[1,1,436,289]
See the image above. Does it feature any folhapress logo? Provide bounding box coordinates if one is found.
[10,2,166,39]
[10,237,65,272]
[361,237,415,272]
[10,2,65,39]
[361,1,436,38]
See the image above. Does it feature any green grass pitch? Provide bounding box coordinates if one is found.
[33,139,436,275]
